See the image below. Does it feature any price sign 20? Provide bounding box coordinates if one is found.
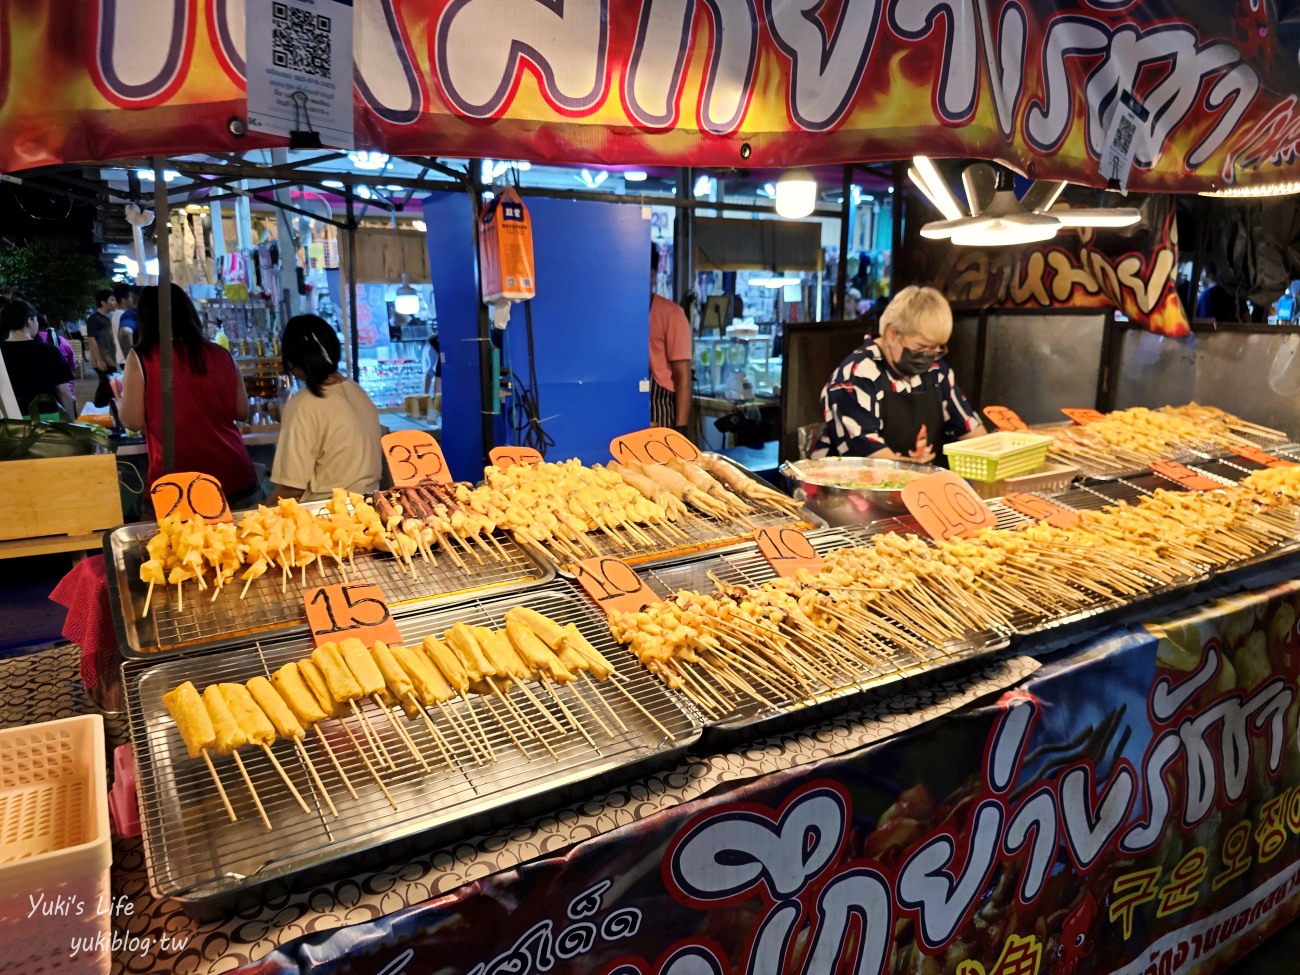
[902,471,998,540]
[150,472,233,523]
[304,583,403,647]
[753,526,824,577]
[382,431,452,487]
[610,426,700,466]
[573,556,663,615]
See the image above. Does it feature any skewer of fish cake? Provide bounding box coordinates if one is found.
[311,642,394,769]
[468,626,559,759]
[161,681,236,821]
[218,682,311,815]
[200,684,270,829]
[247,675,338,816]
[363,641,436,770]
[423,633,497,761]
[504,619,596,746]
[504,608,621,734]
[297,658,397,808]
[337,638,427,769]
[272,662,357,799]
[390,641,483,764]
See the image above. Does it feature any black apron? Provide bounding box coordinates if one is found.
[878,373,946,460]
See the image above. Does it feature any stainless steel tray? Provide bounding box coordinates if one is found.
[551,453,825,576]
[124,584,701,918]
[107,519,554,658]
[629,528,1010,748]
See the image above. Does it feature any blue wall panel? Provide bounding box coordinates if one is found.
[508,197,648,464]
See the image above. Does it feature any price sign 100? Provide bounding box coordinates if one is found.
[610,427,700,466]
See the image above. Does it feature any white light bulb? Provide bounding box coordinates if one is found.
[775,169,817,219]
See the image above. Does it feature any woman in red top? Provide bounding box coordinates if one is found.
[118,284,260,505]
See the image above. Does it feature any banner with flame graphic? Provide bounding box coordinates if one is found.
[5,0,1300,191]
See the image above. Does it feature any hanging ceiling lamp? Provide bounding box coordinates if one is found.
[775,169,817,219]
[913,158,1141,246]
[393,274,420,316]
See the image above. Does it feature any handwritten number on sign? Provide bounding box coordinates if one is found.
[489,446,544,469]
[902,470,998,540]
[983,406,1029,432]
[610,426,701,466]
[1231,445,1296,469]
[382,431,451,487]
[304,584,403,646]
[1002,492,1081,530]
[150,472,232,523]
[574,557,662,615]
[1061,408,1107,426]
[1151,461,1222,491]
[754,526,824,577]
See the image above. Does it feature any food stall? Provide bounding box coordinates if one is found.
[8,3,1300,975]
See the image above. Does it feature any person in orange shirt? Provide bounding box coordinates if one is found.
[649,245,692,435]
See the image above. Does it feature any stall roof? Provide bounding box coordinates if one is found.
[5,3,1298,193]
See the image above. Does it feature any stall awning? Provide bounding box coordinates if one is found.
[4,1,1300,192]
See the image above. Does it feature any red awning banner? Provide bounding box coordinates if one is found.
[4,0,1300,191]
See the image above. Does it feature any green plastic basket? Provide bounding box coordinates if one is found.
[943,432,1053,482]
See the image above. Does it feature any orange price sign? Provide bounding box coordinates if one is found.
[573,556,663,615]
[983,406,1029,432]
[382,430,452,487]
[1231,445,1296,469]
[1002,492,1081,530]
[304,584,403,648]
[753,526,825,578]
[150,472,233,523]
[489,445,544,470]
[1151,461,1222,491]
[610,426,701,466]
[1062,408,1107,426]
[902,470,998,540]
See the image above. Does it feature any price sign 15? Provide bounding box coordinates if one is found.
[150,472,233,523]
[1151,461,1222,491]
[304,584,403,647]
[983,406,1029,432]
[1231,445,1296,469]
[901,470,998,540]
[753,526,824,578]
[610,426,701,466]
[489,445,544,470]
[1002,492,1081,529]
[382,430,452,487]
[573,556,663,615]
[1061,408,1107,426]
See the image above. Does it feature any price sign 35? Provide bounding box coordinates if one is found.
[304,583,403,647]
[382,431,452,487]
[150,472,233,523]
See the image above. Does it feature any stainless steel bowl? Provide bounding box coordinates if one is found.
[779,456,937,526]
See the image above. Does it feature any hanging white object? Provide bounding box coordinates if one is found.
[491,298,512,330]
[394,274,420,316]
[775,169,817,219]
[124,202,155,283]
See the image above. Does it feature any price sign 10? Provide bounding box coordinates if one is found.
[489,446,544,470]
[150,472,233,523]
[1002,492,1081,530]
[610,426,700,466]
[901,471,998,540]
[1061,408,1107,426]
[573,556,663,615]
[382,431,452,487]
[1231,445,1296,469]
[304,583,403,647]
[1151,461,1222,491]
[753,527,824,578]
[983,406,1029,432]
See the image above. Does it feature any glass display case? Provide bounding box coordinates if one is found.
[695,331,780,400]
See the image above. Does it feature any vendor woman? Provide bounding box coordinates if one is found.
[812,285,985,463]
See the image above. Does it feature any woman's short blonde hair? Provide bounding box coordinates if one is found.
[880,286,953,342]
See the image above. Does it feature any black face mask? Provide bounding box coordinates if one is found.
[893,347,936,376]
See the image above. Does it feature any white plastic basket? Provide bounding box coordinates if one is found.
[0,715,110,975]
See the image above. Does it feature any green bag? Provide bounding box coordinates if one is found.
[0,395,113,462]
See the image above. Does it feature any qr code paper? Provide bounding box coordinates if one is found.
[272,2,332,78]
[1113,115,1136,155]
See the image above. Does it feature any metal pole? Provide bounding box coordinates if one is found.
[271,148,301,320]
[673,168,692,306]
[890,162,905,295]
[835,165,851,320]
[154,157,176,474]
[346,191,360,382]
